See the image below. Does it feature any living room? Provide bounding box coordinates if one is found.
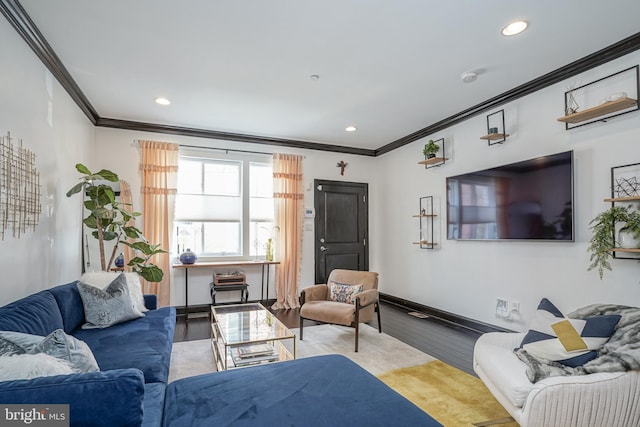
[2,1,640,426]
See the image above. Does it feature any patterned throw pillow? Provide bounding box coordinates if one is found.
[81,271,148,312]
[0,329,99,373]
[520,298,621,367]
[0,353,75,381]
[77,273,144,329]
[329,281,363,304]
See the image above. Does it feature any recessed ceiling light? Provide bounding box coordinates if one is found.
[155,97,171,105]
[345,126,357,132]
[502,20,528,36]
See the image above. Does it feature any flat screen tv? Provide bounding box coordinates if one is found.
[446,151,574,241]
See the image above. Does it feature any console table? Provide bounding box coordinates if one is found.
[172,260,280,320]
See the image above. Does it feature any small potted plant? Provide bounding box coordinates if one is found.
[422,139,440,159]
[587,205,640,279]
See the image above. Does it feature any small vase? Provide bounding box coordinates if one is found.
[114,253,125,268]
[265,239,274,261]
[618,229,640,249]
[179,248,198,265]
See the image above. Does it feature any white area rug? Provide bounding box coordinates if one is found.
[168,324,436,382]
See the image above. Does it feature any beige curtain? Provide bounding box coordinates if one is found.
[119,180,135,271]
[139,140,179,307]
[271,154,304,310]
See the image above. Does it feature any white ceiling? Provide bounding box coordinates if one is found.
[17,0,640,151]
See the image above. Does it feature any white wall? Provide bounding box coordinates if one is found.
[94,127,379,307]
[0,17,94,305]
[376,51,640,331]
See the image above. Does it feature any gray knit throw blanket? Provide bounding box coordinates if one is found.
[514,304,640,383]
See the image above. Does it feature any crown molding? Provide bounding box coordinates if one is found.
[376,31,640,156]
[96,117,377,156]
[0,0,99,124]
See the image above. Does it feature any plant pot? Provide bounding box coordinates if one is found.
[425,153,436,159]
[618,229,640,249]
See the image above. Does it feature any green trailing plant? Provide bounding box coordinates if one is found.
[587,205,640,279]
[66,163,166,282]
[422,139,440,158]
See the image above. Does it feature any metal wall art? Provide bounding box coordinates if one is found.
[0,132,41,239]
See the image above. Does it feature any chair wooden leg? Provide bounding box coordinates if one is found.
[355,321,359,352]
[299,316,304,341]
[376,301,382,333]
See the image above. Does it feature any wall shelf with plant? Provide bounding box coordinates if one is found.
[588,162,640,279]
[418,138,448,168]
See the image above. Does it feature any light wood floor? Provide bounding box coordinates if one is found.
[174,301,481,376]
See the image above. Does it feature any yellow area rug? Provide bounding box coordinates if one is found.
[378,360,519,427]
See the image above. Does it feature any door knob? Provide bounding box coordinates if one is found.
[320,246,328,252]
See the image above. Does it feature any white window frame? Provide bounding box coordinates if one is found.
[174,147,273,262]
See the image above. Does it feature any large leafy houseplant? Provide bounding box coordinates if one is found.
[66,163,165,282]
[588,205,640,279]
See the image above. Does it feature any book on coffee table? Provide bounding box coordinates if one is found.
[236,343,274,358]
[230,345,278,367]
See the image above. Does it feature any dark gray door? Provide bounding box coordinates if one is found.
[314,180,368,283]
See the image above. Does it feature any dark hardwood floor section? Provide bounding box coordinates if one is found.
[173,301,481,376]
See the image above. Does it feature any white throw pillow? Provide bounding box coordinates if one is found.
[81,271,148,312]
[0,353,75,381]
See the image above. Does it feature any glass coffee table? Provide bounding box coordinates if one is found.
[210,303,296,370]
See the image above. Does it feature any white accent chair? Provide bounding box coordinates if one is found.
[473,331,640,427]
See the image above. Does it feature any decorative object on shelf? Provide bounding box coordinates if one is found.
[114,252,125,268]
[565,84,580,115]
[557,65,639,130]
[422,139,440,159]
[614,176,639,198]
[0,132,41,240]
[418,138,448,169]
[336,161,347,175]
[480,110,509,145]
[179,248,198,265]
[588,205,640,278]
[412,196,437,249]
[66,164,166,282]
[265,238,274,261]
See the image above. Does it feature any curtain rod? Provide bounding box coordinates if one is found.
[132,140,305,158]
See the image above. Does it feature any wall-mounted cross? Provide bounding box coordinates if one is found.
[337,161,347,175]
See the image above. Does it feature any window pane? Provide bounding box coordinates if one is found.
[175,222,203,255]
[250,163,273,197]
[175,194,241,221]
[178,160,202,194]
[204,161,240,196]
[203,222,240,255]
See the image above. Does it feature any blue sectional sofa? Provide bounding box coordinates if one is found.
[0,282,176,427]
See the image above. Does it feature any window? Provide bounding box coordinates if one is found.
[174,152,273,260]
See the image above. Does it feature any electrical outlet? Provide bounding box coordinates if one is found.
[496,298,508,318]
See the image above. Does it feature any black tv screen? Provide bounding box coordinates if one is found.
[446,151,574,241]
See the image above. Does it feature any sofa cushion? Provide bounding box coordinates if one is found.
[48,282,86,333]
[0,368,145,427]
[142,382,166,427]
[77,274,144,329]
[300,300,355,325]
[73,307,176,384]
[474,340,533,407]
[521,298,621,368]
[0,291,64,336]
